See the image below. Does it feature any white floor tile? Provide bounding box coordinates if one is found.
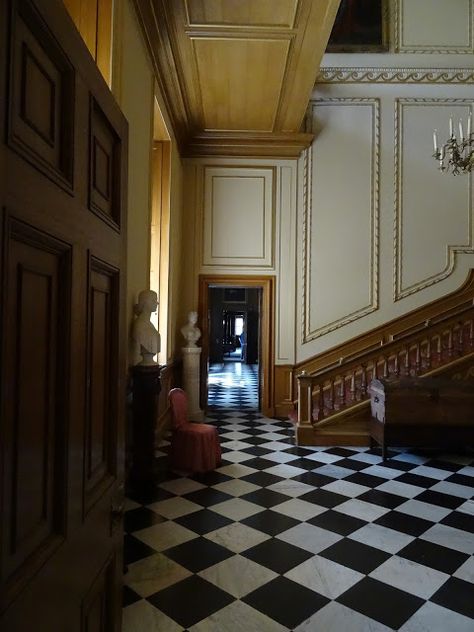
[396,499,452,522]
[189,599,287,632]
[361,464,406,479]
[134,521,197,552]
[334,498,389,522]
[211,498,264,521]
[312,464,353,479]
[222,451,256,464]
[158,478,206,495]
[267,480,315,498]
[376,480,425,498]
[148,497,202,519]
[421,523,474,554]
[277,523,342,554]
[122,600,183,632]
[212,479,260,497]
[349,523,415,554]
[431,480,473,499]
[216,463,258,478]
[198,554,277,598]
[399,601,474,632]
[264,451,300,464]
[408,465,453,480]
[272,498,327,521]
[322,480,371,498]
[369,555,449,599]
[304,452,344,464]
[294,601,392,632]
[453,555,474,583]
[204,522,270,553]
[286,555,363,598]
[125,553,192,597]
[264,464,307,478]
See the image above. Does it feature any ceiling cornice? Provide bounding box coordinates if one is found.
[133,0,340,158]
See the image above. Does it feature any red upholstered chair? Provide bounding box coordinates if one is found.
[168,388,222,473]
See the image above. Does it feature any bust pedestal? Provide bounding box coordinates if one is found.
[182,346,204,421]
[130,364,161,484]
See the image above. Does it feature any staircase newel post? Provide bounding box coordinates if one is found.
[297,371,314,445]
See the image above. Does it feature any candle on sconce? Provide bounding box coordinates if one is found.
[459,119,464,142]
[468,113,472,137]
[449,117,453,137]
[433,130,438,152]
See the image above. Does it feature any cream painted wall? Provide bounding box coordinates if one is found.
[297,0,474,362]
[112,0,154,356]
[182,158,298,365]
[112,0,185,365]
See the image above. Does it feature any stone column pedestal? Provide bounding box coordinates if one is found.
[182,346,204,421]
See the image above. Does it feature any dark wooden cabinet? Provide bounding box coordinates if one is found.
[369,377,474,459]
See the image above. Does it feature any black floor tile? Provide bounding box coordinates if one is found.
[123,585,142,607]
[240,488,291,508]
[320,538,391,574]
[182,487,233,507]
[325,447,358,458]
[445,473,474,487]
[241,471,284,487]
[242,457,283,470]
[335,458,370,471]
[344,472,387,488]
[397,539,469,575]
[241,446,274,457]
[285,457,320,470]
[290,471,336,488]
[163,537,233,573]
[147,576,234,628]
[174,509,233,535]
[240,509,300,536]
[424,459,461,473]
[337,577,424,629]
[308,510,366,536]
[431,577,474,618]
[243,576,329,629]
[123,534,157,565]
[415,490,465,510]
[299,488,348,508]
[357,489,406,510]
[395,472,439,488]
[440,510,474,533]
[374,510,433,536]
[126,486,174,506]
[242,538,313,574]
[124,507,167,533]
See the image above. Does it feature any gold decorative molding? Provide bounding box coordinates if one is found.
[317,67,474,85]
[393,98,474,301]
[394,0,474,54]
[302,98,380,343]
[202,166,276,269]
[184,131,314,158]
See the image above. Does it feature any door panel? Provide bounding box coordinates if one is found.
[0,0,127,629]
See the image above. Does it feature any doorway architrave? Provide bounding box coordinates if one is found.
[198,275,275,417]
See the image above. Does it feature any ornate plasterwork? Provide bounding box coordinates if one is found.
[393,98,474,301]
[302,98,380,343]
[316,67,474,85]
[394,0,474,54]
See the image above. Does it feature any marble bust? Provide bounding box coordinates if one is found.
[132,289,160,365]
[181,310,201,348]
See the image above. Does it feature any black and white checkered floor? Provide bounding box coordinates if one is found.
[123,363,474,631]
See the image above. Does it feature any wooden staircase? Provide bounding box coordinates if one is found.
[294,272,474,446]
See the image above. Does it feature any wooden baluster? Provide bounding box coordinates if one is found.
[447,328,453,357]
[415,343,421,374]
[383,355,389,377]
[394,352,400,376]
[340,375,346,407]
[403,346,410,376]
[350,371,356,401]
[360,363,367,395]
[470,319,474,349]
[457,323,464,355]
[425,338,432,369]
[329,378,335,412]
[317,383,324,420]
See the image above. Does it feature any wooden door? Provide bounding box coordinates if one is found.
[0,1,128,630]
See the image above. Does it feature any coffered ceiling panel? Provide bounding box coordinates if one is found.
[193,38,290,131]
[185,0,299,29]
[134,0,340,156]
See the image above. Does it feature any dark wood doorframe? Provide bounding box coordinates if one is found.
[198,275,275,417]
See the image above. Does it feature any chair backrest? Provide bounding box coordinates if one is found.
[169,388,189,429]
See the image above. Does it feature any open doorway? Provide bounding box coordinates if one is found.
[208,287,261,409]
[198,275,275,417]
